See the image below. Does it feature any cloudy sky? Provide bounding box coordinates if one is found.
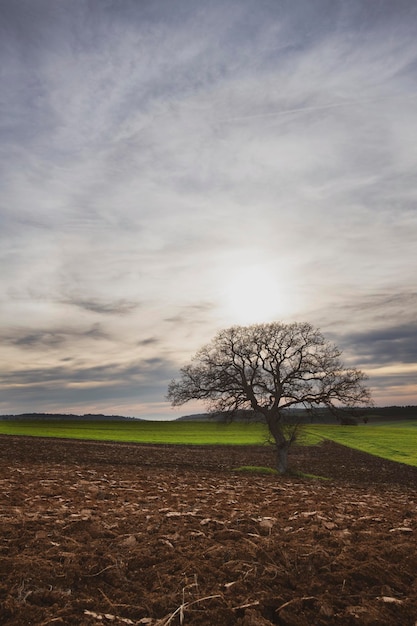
[1,0,416,418]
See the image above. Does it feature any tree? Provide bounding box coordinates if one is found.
[167,321,372,473]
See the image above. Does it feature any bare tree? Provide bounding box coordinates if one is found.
[167,322,372,473]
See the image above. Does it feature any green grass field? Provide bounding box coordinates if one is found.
[302,422,417,467]
[0,419,416,467]
[0,419,269,445]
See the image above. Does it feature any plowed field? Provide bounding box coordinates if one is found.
[0,435,416,625]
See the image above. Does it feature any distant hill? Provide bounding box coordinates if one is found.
[176,413,212,422]
[176,406,417,424]
[0,413,142,422]
[177,410,266,423]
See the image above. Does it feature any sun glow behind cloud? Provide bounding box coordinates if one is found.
[217,262,301,326]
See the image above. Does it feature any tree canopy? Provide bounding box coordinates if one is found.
[168,321,372,473]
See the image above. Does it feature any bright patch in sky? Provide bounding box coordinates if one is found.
[220,264,295,325]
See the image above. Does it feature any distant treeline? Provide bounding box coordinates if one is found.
[1,406,416,423]
[178,406,417,424]
[0,413,140,422]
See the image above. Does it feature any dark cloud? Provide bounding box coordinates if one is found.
[0,355,179,413]
[67,297,140,315]
[11,331,66,348]
[137,337,160,346]
[321,290,417,367]
[1,323,110,349]
[0,355,177,386]
[0,380,158,414]
[164,303,215,325]
[369,371,417,391]
[337,322,417,366]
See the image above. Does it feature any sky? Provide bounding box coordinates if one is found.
[1,0,416,419]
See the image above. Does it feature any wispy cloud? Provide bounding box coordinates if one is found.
[66,297,140,315]
[1,323,110,349]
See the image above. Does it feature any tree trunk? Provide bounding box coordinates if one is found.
[263,409,292,474]
[276,441,290,474]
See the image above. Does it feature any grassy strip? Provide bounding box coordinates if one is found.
[303,423,417,467]
[0,419,270,446]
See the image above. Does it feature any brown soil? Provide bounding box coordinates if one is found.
[0,435,416,626]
